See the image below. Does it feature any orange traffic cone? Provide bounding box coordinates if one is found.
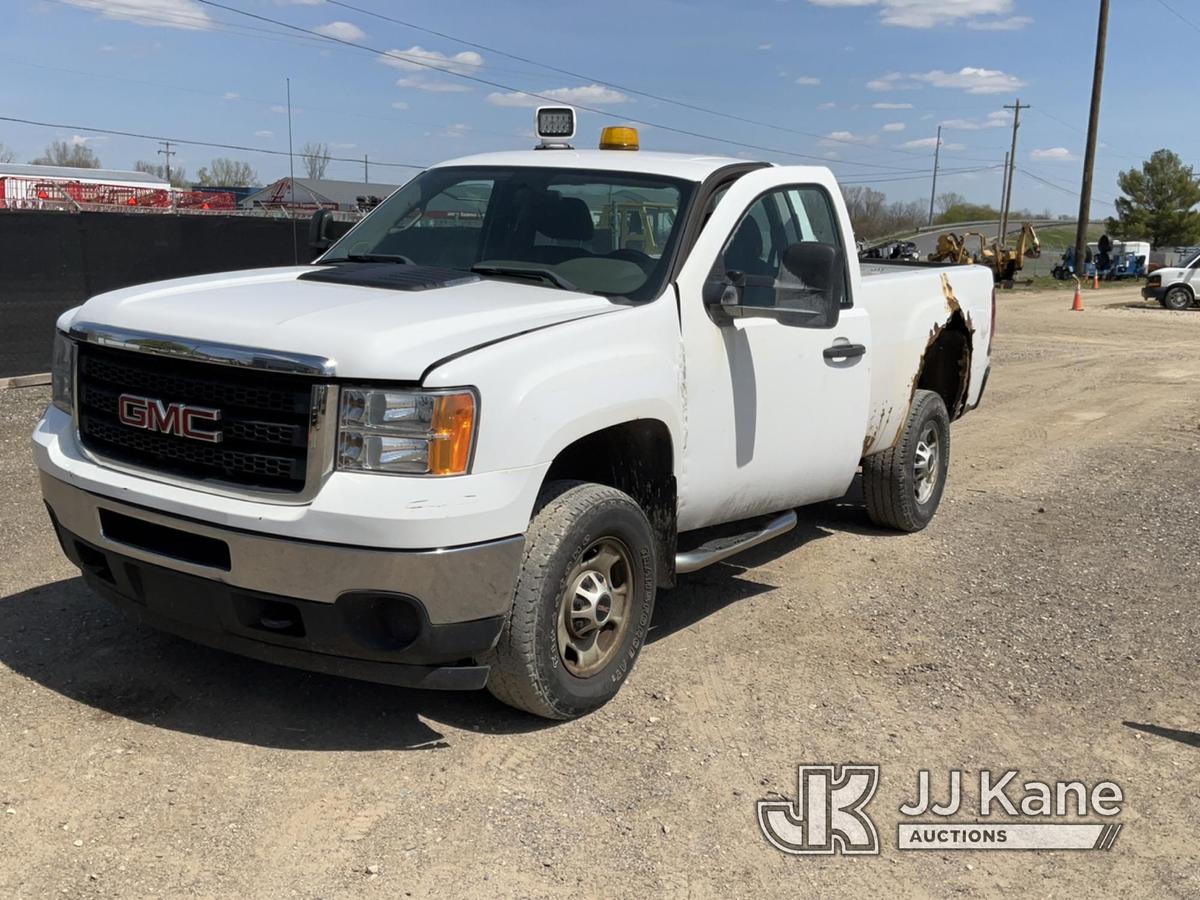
[1092,272,1100,290]
[1071,285,1085,311]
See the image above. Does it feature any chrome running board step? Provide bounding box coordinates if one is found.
[675,510,798,574]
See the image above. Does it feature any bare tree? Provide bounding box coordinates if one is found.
[31,140,101,168]
[134,159,189,188]
[0,143,15,164]
[300,142,331,180]
[195,158,258,187]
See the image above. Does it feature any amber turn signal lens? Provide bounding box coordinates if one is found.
[428,392,476,475]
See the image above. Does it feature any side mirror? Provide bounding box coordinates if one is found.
[308,208,335,257]
[779,242,843,328]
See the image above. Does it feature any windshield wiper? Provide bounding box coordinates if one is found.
[470,264,579,292]
[339,253,415,264]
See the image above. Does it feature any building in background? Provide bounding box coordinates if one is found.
[240,177,399,214]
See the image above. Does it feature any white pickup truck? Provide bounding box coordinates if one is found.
[34,112,994,720]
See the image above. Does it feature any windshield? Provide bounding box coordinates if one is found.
[321,166,694,302]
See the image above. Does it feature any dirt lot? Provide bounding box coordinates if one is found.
[1,285,1198,898]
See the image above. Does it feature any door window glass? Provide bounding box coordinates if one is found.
[718,185,850,320]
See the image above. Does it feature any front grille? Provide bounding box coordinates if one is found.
[76,344,319,494]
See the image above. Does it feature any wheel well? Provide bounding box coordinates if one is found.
[917,313,973,419]
[542,420,677,587]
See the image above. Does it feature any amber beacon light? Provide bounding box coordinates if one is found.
[599,126,640,151]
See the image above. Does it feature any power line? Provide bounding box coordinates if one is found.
[0,115,426,170]
[840,165,1000,185]
[324,0,940,161]
[1017,167,1114,206]
[191,0,928,172]
[1153,0,1200,33]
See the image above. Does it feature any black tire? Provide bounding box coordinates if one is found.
[481,480,657,720]
[862,390,951,533]
[1163,286,1194,311]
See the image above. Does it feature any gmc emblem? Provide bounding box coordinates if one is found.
[117,394,223,443]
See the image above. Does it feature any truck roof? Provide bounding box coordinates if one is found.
[429,149,763,182]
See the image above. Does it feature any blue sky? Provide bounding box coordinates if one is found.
[1,0,1193,216]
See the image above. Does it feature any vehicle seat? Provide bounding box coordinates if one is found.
[528,196,595,264]
[725,219,773,278]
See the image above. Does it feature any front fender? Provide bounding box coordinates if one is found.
[422,296,684,478]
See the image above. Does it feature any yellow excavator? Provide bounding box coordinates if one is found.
[929,222,1041,287]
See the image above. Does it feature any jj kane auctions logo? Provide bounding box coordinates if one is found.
[758,766,1124,855]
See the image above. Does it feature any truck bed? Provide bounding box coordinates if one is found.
[854,260,994,456]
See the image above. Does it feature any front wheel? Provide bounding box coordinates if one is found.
[1163,287,1194,311]
[481,481,657,720]
[862,390,951,532]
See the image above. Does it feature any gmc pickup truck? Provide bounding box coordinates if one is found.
[34,110,994,720]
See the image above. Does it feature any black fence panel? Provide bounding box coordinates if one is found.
[0,211,352,378]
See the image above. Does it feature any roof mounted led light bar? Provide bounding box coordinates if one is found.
[534,106,575,150]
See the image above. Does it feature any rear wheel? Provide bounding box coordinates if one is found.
[481,481,657,720]
[863,390,951,533]
[1163,286,1194,311]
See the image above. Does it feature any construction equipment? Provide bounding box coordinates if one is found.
[928,222,1041,287]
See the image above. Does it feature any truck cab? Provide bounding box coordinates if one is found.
[34,109,994,719]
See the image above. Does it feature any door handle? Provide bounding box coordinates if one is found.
[823,342,867,361]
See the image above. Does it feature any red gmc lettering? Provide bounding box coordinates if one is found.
[117,394,222,443]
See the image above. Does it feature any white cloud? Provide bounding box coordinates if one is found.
[59,0,212,30]
[817,101,837,110]
[940,110,1010,130]
[795,76,821,85]
[396,77,471,93]
[381,46,484,92]
[427,123,472,139]
[222,91,239,101]
[1031,147,1077,162]
[391,100,409,110]
[758,42,773,50]
[314,21,365,42]
[807,0,1030,30]
[821,130,879,147]
[882,122,906,132]
[869,67,1026,95]
[381,46,483,76]
[486,84,628,108]
[254,130,274,138]
[872,102,914,109]
[902,137,966,150]
[967,15,1033,30]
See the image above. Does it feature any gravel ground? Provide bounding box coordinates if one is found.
[1,285,1198,898]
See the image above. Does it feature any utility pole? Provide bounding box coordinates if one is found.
[156,140,175,183]
[997,151,1010,243]
[999,99,1030,244]
[364,154,369,184]
[927,125,942,227]
[286,77,298,265]
[1074,0,1109,280]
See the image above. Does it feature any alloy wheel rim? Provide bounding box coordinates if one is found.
[556,537,634,678]
[914,425,941,505]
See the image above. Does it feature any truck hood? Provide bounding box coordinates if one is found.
[69,266,623,381]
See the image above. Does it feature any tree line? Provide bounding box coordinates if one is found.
[3,136,1197,245]
[0,139,337,189]
[840,185,1058,242]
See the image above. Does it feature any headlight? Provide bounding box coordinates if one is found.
[50,331,75,415]
[336,388,477,476]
